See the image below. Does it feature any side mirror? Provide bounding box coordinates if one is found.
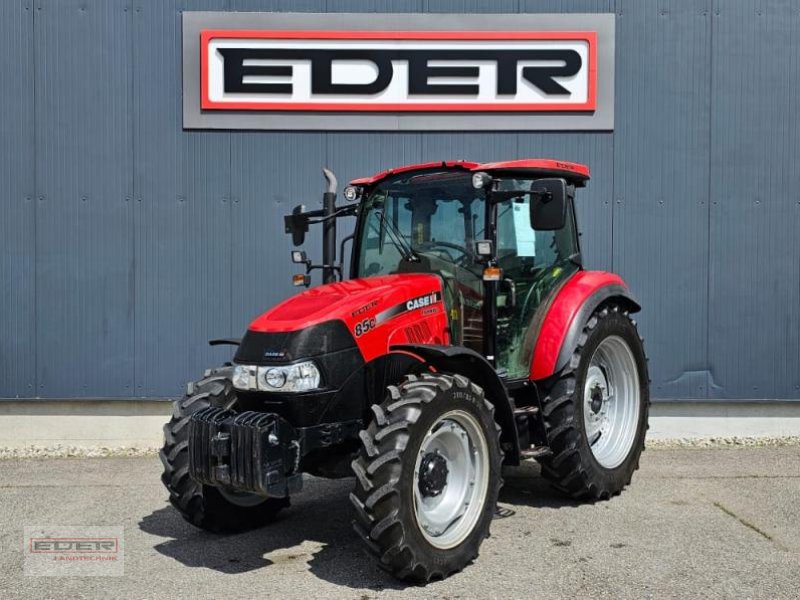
[530,178,567,231]
[284,204,309,246]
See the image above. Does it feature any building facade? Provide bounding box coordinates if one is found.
[1,0,798,403]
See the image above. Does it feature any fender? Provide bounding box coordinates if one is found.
[391,344,521,465]
[530,271,640,380]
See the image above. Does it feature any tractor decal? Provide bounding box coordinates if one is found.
[375,292,442,326]
[350,300,379,318]
[353,317,376,338]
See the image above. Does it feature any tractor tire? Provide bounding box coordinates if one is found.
[351,373,503,583]
[160,367,289,532]
[538,304,650,500]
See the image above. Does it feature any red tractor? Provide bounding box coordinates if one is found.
[161,159,649,582]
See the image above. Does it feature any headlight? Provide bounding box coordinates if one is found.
[232,364,256,390]
[258,361,321,392]
[265,368,287,389]
[233,361,321,392]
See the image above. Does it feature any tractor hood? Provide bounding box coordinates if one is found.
[239,273,449,363]
[249,273,442,333]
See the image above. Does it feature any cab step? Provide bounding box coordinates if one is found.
[520,446,552,460]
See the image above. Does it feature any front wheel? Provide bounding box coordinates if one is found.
[351,373,503,583]
[538,304,650,500]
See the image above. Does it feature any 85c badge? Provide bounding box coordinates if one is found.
[354,317,376,337]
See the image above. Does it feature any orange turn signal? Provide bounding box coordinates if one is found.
[482,266,502,281]
[293,274,310,287]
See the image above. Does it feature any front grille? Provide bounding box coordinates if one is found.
[234,320,356,364]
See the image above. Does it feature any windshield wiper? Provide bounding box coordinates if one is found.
[376,210,420,263]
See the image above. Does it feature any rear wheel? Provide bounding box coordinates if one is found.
[538,305,649,499]
[351,373,502,583]
[160,368,288,532]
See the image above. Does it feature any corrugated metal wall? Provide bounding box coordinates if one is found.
[1,0,798,400]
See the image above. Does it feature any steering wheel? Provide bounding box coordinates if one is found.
[417,241,473,264]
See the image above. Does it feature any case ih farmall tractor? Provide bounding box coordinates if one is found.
[160,159,649,583]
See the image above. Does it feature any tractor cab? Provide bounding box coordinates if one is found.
[347,160,589,379]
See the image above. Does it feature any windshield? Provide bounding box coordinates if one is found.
[356,171,485,277]
[355,170,577,279]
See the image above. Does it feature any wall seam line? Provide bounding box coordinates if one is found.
[705,0,714,400]
[610,0,617,272]
[32,0,38,398]
[609,0,618,273]
[228,131,233,340]
[129,1,136,396]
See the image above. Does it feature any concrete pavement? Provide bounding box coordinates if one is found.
[1,446,799,599]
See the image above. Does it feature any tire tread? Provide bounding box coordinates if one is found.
[537,303,650,500]
[351,373,502,583]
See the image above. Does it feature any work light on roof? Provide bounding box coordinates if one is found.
[343,186,361,202]
[472,172,492,190]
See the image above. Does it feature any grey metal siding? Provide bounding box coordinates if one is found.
[132,0,233,396]
[1,0,798,400]
[230,132,326,335]
[0,1,35,398]
[34,0,134,397]
[707,0,800,399]
[613,0,712,399]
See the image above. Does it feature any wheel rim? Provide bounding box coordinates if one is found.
[583,335,641,469]
[217,487,267,508]
[412,410,489,550]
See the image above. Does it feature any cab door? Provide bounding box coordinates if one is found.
[493,191,580,379]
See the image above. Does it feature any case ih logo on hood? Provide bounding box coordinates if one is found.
[201,30,596,112]
[371,292,443,331]
[406,292,440,311]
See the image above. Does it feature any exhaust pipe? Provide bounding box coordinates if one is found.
[322,167,337,195]
[321,168,338,284]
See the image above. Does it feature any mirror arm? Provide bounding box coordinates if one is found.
[291,204,356,229]
[338,233,355,281]
[305,263,341,275]
[307,203,358,225]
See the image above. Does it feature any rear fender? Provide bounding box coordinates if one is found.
[391,344,521,465]
[530,271,640,380]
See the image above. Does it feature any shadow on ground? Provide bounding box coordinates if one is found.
[499,462,583,510]
[139,477,407,591]
[138,463,576,591]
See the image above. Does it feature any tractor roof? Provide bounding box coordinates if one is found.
[349,159,590,187]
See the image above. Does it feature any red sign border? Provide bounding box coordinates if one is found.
[200,30,598,113]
